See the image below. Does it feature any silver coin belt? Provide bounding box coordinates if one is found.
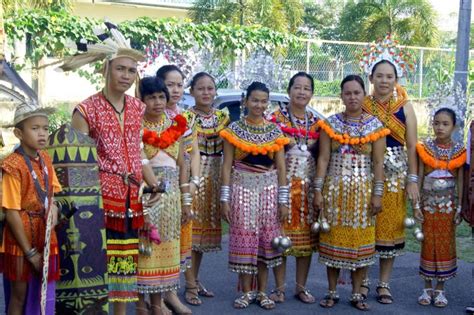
[286,148,316,225]
[421,176,457,214]
[195,155,222,228]
[384,146,408,193]
[230,168,278,231]
[325,153,374,229]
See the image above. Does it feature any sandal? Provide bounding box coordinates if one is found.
[376,281,393,304]
[319,290,340,308]
[418,288,433,306]
[360,278,370,300]
[269,289,285,303]
[257,291,276,310]
[433,290,448,308]
[184,286,202,306]
[233,291,255,309]
[350,293,370,311]
[295,289,316,304]
[196,280,215,298]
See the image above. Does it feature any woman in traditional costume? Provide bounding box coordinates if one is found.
[415,105,465,308]
[359,35,419,304]
[268,72,319,304]
[181,72,229,306]
[136,77,192,315]
[314,75,388,311]
[156,65,200,314]
[220,82,290,310]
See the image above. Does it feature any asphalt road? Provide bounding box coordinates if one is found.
[1,235,473,314]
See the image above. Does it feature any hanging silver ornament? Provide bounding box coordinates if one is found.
[271,236,281,249]
[138,242,145,255]
[144,244,153,256]
[320,219,331,233]
[413,227,424,242]
[404,217,416,228]
[311,221,320,233]
[279,236,292,250]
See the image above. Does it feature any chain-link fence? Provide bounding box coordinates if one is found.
[282,38,457,100]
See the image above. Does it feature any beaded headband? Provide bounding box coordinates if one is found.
[359,34,415,78]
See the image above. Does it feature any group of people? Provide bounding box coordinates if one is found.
[0,23,471,315]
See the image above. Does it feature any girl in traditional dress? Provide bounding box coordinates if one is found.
[415,108,465,308]
[268,72,319,304]
[359,37,419,304]
[136,77,192,315]
[220,82,290,310]
[156,65,200,314]
[181,72,229,306]
[314,75,388,311]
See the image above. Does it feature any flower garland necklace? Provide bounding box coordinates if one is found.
[142,114,187,149]
[416,139,466,171]
[271,109,319,144]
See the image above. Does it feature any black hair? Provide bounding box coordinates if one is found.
[245,81,269,99]
[340,74,366,93]
[156,65,185,81]
[139,76,170,102]
[190,72,216,90]
[287,71,314,93]
[434,108,457,125]
[371,60,398,78]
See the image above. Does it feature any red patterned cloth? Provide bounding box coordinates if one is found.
[75,92,145,232]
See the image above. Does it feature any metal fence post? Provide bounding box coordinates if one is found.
[419,48,424,100]
[306,40,310,73]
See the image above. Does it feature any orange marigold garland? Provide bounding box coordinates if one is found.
[317,120,390,145]
[220,129,290,156]
[143,114,187,149]
[416,143,466,171]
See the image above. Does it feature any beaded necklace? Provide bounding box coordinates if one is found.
[288,108,309,151]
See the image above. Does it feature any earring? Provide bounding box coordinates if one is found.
[392,86,398,101]
[240,92,245,120]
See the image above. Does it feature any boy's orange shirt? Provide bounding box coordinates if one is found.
[1,149,61,281]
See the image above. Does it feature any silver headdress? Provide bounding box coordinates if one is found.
[359,34,415,78]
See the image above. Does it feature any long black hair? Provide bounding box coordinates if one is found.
[287,71,314,93]
[156,65,185,81]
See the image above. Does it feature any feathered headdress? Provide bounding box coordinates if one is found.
[359,34,415,78]
[59,19,144,72]
[0,60,55,128]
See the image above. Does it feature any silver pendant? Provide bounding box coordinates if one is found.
[300,144,307,151]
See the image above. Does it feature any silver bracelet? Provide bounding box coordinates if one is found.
[181,192,193,206]
[190,176,200,187]
[25,247,38,259]
[141,158,150,166]
[407,174,419,184]
[456,205,462,214]
[313,177,324,192]
[373,180,384,197]
[278,185,290,205]
[220,185,231,203]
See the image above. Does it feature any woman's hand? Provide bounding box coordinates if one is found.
[221,202,231,224]
[27,252,42,273]
[454,212,462,225]
[279,204,290,222]
[370,195,382,216]
[413,206,424,223]
[181,205,193,225]
[313,191,323,213]
[143,193,161,208]
[406,182,420,204]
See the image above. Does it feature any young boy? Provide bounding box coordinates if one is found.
[2,102,60,315]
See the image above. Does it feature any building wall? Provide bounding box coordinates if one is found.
[72,1,188,21]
